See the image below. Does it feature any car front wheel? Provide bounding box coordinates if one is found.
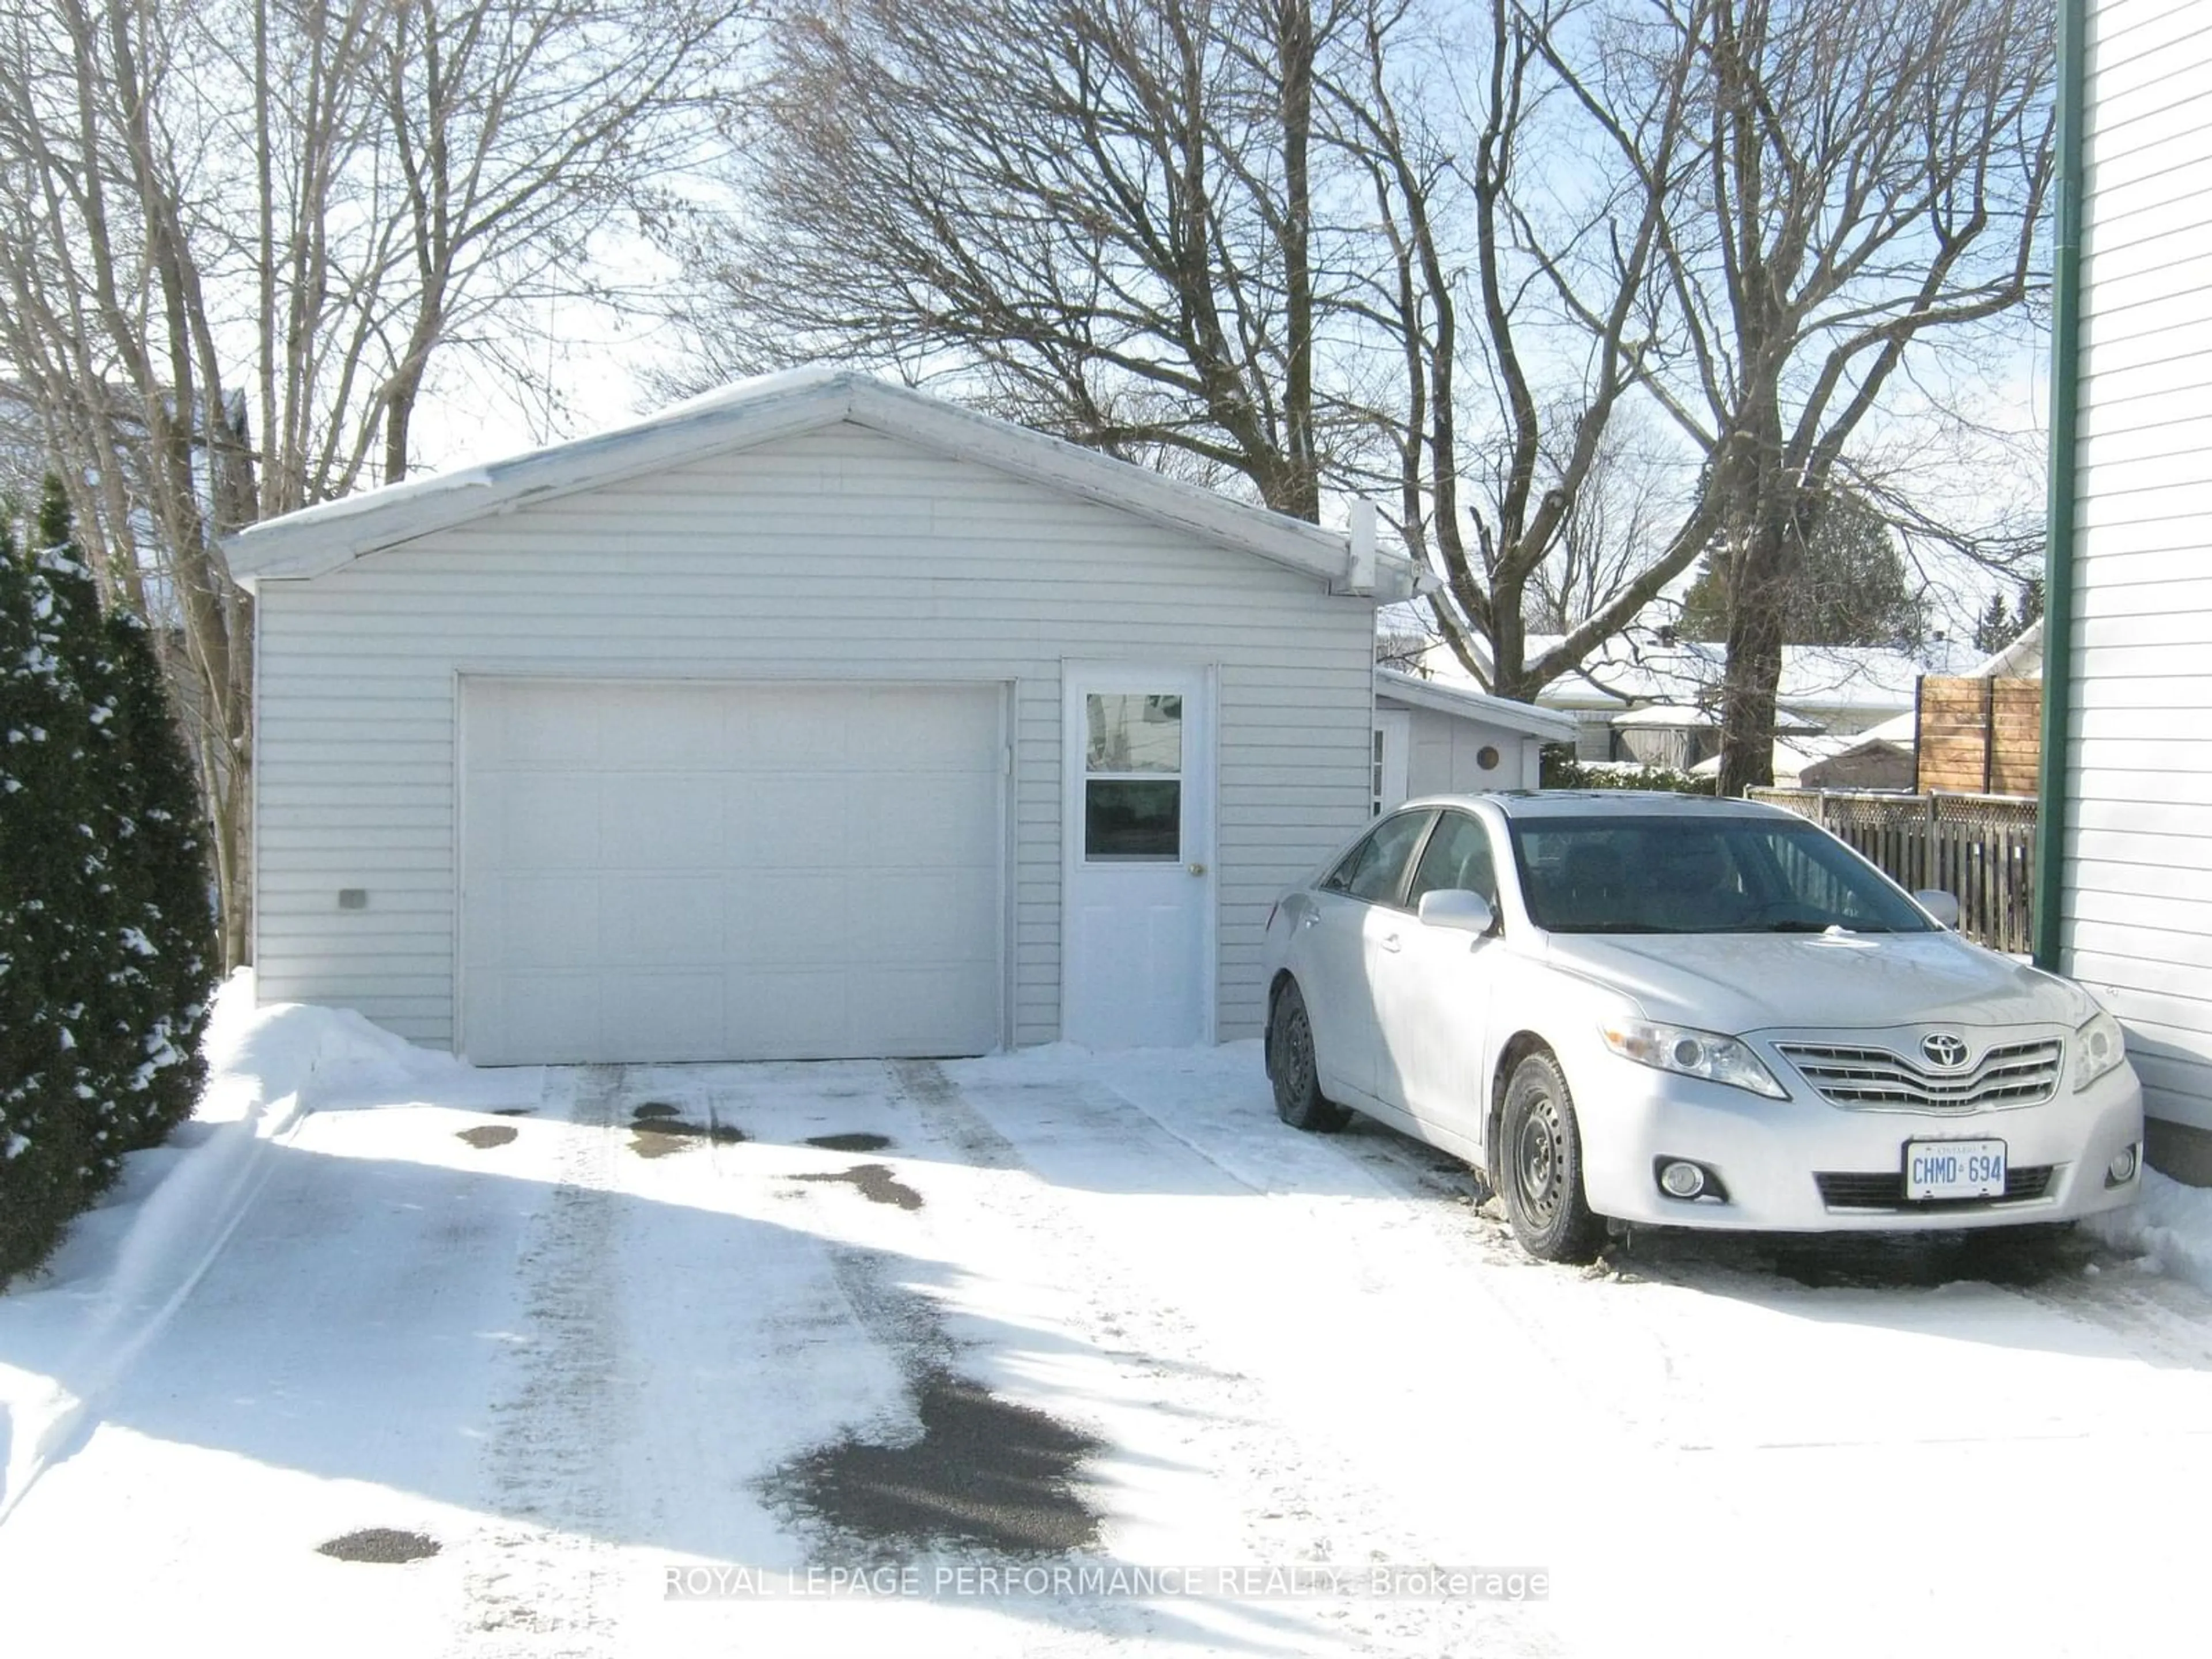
[1267,980,1349,1133]
[1499,1051,1603,1263]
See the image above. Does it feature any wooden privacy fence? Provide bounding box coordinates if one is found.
[1747,788,2040,955]
[1916,676,2042,795]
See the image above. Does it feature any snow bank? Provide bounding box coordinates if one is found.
[2085,1169,2212,1296]
[0,972,524,1520]
[197,971,518,1116]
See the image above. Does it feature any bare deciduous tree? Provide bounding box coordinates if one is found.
[1533,0,2055,793]
[680,0,1727,700]
[1335,0,1720,700]
[676,0,1397,522]
[0,0,752,961]
[681,0,2050,765]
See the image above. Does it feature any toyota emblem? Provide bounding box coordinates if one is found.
[1921,1033,1970,1071]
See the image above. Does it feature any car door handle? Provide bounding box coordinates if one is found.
[1380,933,1402,953]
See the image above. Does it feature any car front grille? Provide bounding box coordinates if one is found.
[1777,1038,2062,1112]
[1814,1165,2056,1212]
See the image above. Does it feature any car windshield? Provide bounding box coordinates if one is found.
[1509,814,1936,935]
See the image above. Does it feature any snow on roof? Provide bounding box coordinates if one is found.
[1448,635,1929,717]
[1794,624,2039,757]
[1967,616,2044,679]
[1609,702,1714,729]
[1688,732,1889,780]
[1612,702,1820,733]
[1860,709,1918,745]
[1373,667,1576,741]
[223,367,1421,602]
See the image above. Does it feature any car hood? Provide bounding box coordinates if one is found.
[1541,930,2092,1035]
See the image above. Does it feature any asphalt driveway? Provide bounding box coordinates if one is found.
[3,1041,2209,1658]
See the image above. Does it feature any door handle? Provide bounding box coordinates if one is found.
[1380,934,1402,953]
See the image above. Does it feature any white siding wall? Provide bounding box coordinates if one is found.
[254,423,1374,1051]
[2067,0,2212,1130]
[1402,707,1545,794]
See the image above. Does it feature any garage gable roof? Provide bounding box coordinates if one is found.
[1373,668,1577,742]
[223,368,1417,600]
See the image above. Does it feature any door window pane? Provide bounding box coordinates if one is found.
[1408,812,1498,907]
[1086,694,1182,773]
[1086,779,1181,860]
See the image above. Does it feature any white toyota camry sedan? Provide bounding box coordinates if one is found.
[1261,792,2145,1263]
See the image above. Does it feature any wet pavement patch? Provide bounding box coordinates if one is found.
[627,1108,747,1158]
[456,1125,518,1150]
[792,1162,923,1210]
[767,1370,1103,1555]
[806,1132,893,1153]
[316,1528,441,1564]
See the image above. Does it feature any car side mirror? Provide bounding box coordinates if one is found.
[1914,889,1961,930]
[1418,888,1497,938]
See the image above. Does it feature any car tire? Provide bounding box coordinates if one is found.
[1267,981,1349,1133]
[1499,1051,1604,1264]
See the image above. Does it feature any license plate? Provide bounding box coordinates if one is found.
[1904,1138,2007,1200]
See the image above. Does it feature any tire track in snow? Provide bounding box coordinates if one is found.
[1974,1240,2212,1371]
[1075,1069,1698,1450]
[889,1060,1565,1658]
[460,1065,624,1657]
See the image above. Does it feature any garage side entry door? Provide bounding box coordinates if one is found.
[461,679,1006,1065]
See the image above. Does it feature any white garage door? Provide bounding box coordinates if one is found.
[460,680,1004,1065]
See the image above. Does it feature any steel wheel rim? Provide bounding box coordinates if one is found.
[1275,1004,1315,1102]
[1513,1096,1562,1222]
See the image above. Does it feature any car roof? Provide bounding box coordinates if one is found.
[1407,790,1796,822]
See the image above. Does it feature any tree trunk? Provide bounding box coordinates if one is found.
[1276,0,1319,524]
[1489,594,1533,703]
[1717,496,1792,798]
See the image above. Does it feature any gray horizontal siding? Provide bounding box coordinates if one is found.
[255,421,1373,1052]
[2067,0,2212,1132]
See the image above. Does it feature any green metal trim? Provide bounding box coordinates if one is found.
[2034,0,2087,972]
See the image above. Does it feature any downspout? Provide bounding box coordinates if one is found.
[2033,0,2086,972]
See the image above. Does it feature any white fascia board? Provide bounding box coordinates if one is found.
[225,368,1392,601]
[1373,668,1578,741]
[223,377,862,589]
[843,380,1387,596]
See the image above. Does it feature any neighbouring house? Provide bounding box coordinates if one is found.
[1786,725,1916,791]
[1370,668,1575,809]
[2046,0,2212,1179]
[1975,618,2046,683]
[1703,623,2043,793]
[1616,702,1824,772]
[1422,635,1964,764]
[1690,726,1916,791]
[221,369,1425,1066]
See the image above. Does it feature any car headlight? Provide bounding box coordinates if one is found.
[2072,1010,2127,1093]
[1600,1020,1787,1099]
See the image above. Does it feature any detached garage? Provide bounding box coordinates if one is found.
[227,370,1420,1065]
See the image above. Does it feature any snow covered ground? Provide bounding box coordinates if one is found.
[5,979,2212,1657]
